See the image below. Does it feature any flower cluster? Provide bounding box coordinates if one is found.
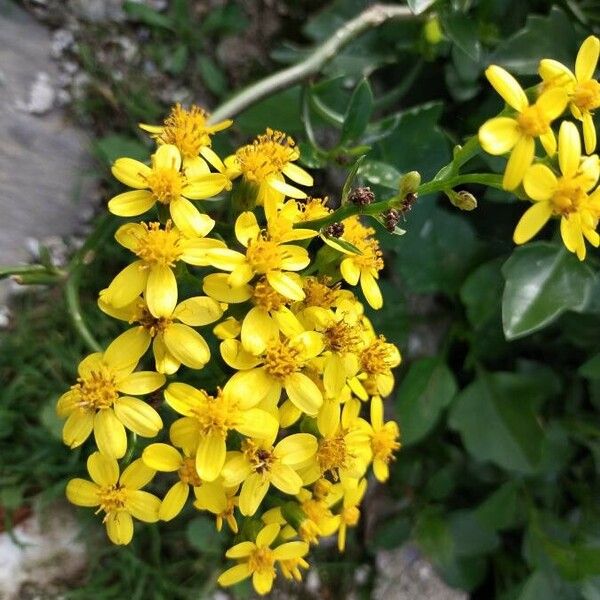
[57,104,401,595]
[479,35,600,260]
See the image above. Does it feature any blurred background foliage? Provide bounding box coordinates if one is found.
[3,0,600,598]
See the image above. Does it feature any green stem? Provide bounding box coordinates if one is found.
[296,173,503,230]
[207,4,414,124]
[0,264,52,280]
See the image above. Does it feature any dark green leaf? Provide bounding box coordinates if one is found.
[407,0,438,15]
[341,155,366,204]
[448,510,500,556]
[93,134,148,165]
[502,242,595,340]
[460,258,505,328]
[580,354,600,380]
[358,159,401,190]
[442,12,481,61]
[395,357,457,445]
[186,516,223,554]
[476,482,523,531]
[123,1,173,28]
[340,79,374,144]
[198,55,228,96]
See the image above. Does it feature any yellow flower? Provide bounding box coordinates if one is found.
[221,434,317,516]
[225,129,313,218]
[516,120,600,259]
[193,478,239,533]
[220,331,324,415]
[99,221,224,318]
[540,36,600,152]
[336,478,367,552]
[66,452,160,545]
[98,294,223,373]
[164,382,279,482]
[142,442,203,521]
[479,65,567,189]
[139,103,232,168]
[204,211,311,301]
[218,523,309,595]
[56,330,164,458]
[109,144,229,236]
[338,216,385,309]
[367,396,400,482]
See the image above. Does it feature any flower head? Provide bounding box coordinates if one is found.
[367,396,400,482]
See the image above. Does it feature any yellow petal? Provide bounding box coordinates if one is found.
[282,162,314,186]
[503,136,535,190]
[235,211,260,247]
[485,65,528,112]
[142,443,182,472]
[77,352,103,378]
[239,473,270,516]
[539,58,575,87]
[583,112,597,154]
[253,570,275,595]
[241,307,278,355]
[523,164,557,201]
[228,263,254,287]
[145,265,177,318]
[558,120,581,178]
[269,463,303,494]
[101,261,148,308]
[179,238,227,266]
[256,523,280,548]
[373,458,389,482]
[105,511,133,545]
[56,390,77,417]
[163,323,210,369]
[324,354,347,397]
[117,371,165,395]
[576,35,600,82]
[285,372,323,416]
[203,248,246,271]
[513,201,553,244]
[371,395,384,429]
[536,87,568,121]
[272,307,304,338]
[63,410,94,449]
[218,563,251,587]
[165,381,206,416]
[220,339,262,369]
[221,453,252,487]
[153,144,182,171]
[194,480,227,513]
[361,271,383,309]
[94,409,127,458]
[127,490,161,522]
[158,481,189,521]
[170,198,215,237]
[202,273,252,303]
[199,145,227,171]
[108,190,155,217]
[113,396,163,437]
[340,258,360,285]
[268,176,307,199]
[272,540,309,560]
[236,408,279,441]
[539,130,557,157]
[104,327,151,373]
[225,368,279,409]
[114,222,145,252]
[66,479,100,507]
[196,431,226,482]
[152,335,180,375]
[182,173,228,199]
[170,417,200,455]
[226,541,256,558]
[266,270,305,301]
[275,433,318,465]
[120,458,156,489]
[213,316,242,340]
[172,296,223,326]
[87,451,119,487]
[560,215,585,257]
[279,245,311,271]
[184,155,210,178]
[478,117,520,155]
[111,158,151,189]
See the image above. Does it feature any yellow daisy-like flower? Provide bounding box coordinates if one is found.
[221,434,318,516]
[336,478,367,552]
[142,441,203,521]
[367,395,401,482]
[99,220,224,318]
[221,331,325,415]
[139,103,232,168]
[225,129,313,218]
[193,478,240,533]
[204,211,311,301]
[479,65,568,189]
[218,523,309,595]
[540,36,600,153]
[164,382,279,482]
[338,216,385,310]
[109,144,229,236]
[98,294,223,374]
[56,330,164,458]
[516,120,600,259]
[66,452,160,545]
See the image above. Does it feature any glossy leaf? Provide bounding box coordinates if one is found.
[340,78,374,144]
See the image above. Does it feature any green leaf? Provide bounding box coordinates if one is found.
[358,159,402,190]
[448,510,500,556]
[517,572,573,600]
[580,354,600,380]
[198,56,228,97]
[476,481,523,532]
[395,357,457,445]
[341,155,366,204]
[340,79,374,145]
[123,1,173,28]
[502,242,595,340]
[442,12,481,62]
[237,86,303,135]
[186,516,223,554]
[460,258,505,328]
[407,0,438,15]
[93,134,148,165]
[449,372,545,473]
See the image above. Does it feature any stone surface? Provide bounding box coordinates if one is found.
[0,0,96,301]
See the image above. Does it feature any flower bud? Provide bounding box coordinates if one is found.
[398,171,421,198]
[446,189,478,211]
[348,187,375,206]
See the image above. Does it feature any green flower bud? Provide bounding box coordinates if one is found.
[446,189,478,211]
[398,171,421,198]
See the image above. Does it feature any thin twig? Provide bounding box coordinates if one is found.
[208,4,414,124]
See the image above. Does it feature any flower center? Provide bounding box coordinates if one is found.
[246,237,282,274]
[263,339,302,380]
[134,222,184,267]
[137,305,173,335]
[517,105,550,137]
[551,179,587,214]
[317,434,350,480]
[159,104,212,158]
[248,547,276,575]
[352,238,384,271]
[573,79,600,112]
[73,368,118,410]
[324,321,361,354]
[97,484,127,514]
[252,278,288,311]
[192,389,238,437]
[303,277,340,308]
[341,506,360,526]
[297,197,331,221]
[244,441,276,475]
[145,167,184,204]
[236,128,298,183]
[178,457,202,486]
[372,425,401,464]
[360,336,399,375]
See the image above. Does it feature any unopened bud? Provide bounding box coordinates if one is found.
[398,171,421,198]
[323,222,345,238]
[447,189,478,211]
[424,16,443,45]
[348,187,375,206]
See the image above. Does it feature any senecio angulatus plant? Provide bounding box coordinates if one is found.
[52,34,600,596]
